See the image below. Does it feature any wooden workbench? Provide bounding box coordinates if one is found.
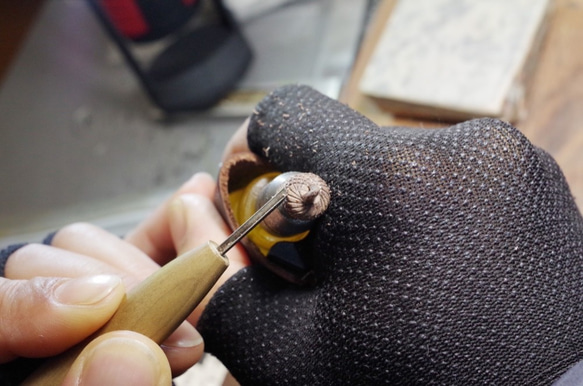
[519,0,583,211]
[343,0,583,211]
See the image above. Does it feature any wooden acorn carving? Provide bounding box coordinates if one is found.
[215,152,330,285]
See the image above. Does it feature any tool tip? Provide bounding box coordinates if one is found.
[284,173,331,220]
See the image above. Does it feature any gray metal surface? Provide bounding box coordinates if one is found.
[0,0,366,246]
[235,0,366,98]
[0,1,240,244]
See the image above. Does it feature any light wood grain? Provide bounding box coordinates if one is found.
[359,0,551,122]
[516,0,583,210]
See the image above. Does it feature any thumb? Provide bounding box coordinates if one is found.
[0,275,125,362]
[247,84,377,174]
[63,331,171,386]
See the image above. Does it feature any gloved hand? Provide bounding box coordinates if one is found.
[198,85,583,385]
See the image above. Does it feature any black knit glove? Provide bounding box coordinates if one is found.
[198,85,583,385]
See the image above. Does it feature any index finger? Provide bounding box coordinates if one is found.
[124,173,216,265]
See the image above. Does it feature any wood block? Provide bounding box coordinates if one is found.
[359,0,552,122]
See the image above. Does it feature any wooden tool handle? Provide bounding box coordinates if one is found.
[23,241,229,385]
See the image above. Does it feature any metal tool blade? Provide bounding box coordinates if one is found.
[216,186,286,256]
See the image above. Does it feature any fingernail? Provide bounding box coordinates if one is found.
[169,194,204,252]
[54,275,122,306]
[78,337,163,386]
[169,196,189,243]
[162,322,203,349]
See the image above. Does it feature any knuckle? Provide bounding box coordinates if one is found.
[0,278,57,357]
[481,118,534,159]
[52,222,103,247]
[58,222,98,237]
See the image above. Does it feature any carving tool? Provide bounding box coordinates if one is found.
[24,185,289,385]
[215,153,331,284]
[233,171,331,255]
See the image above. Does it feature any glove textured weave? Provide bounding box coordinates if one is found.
[198,85,583,385]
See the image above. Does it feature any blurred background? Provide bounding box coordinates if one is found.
[0,0,371,246]
[1,0,582,384]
